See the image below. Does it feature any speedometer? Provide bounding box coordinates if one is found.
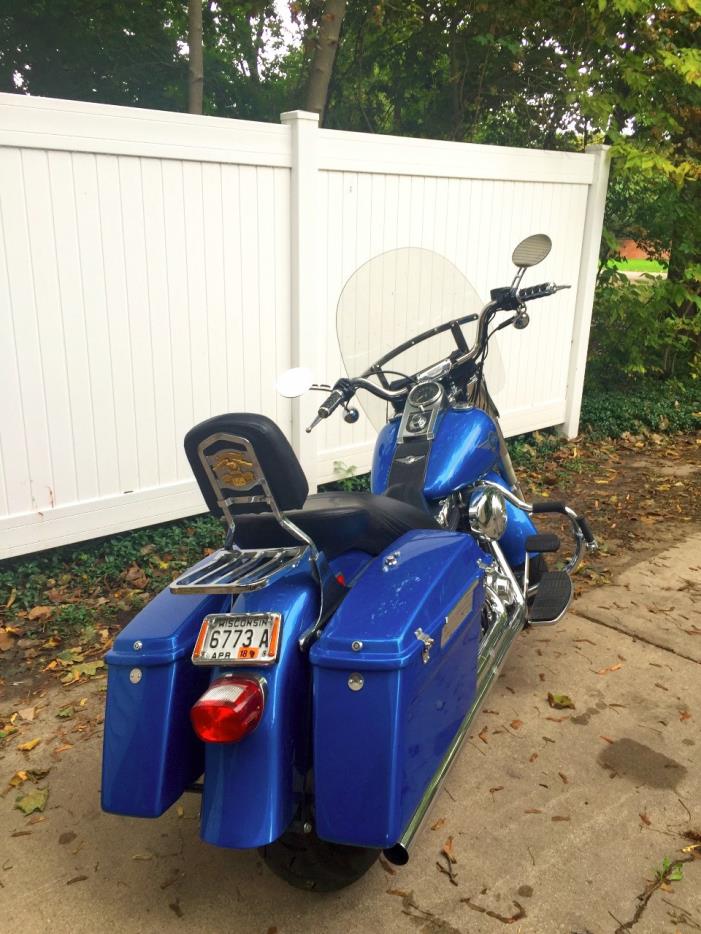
[408,381,442,409]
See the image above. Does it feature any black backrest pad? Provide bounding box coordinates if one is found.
[184,414,308,518]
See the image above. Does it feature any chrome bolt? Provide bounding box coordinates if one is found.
[383,552,399,571]
[351,640,363,652]
[133,640,143,651]
[303,821,313,834]
[129,668,142,684]
[348,672,364,692]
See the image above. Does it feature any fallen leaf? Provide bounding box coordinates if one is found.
[56,706,75,719]
[596,663,623,674]
[5,587,17,609]
[176,805,184,818]
[640,812,651,826]
[558,772,569,784]
[547,693,575,710]
[545,715,569,723]
[124,564,148,589]
[478,726,489,744]
[528,752,538,763]
[18,707,36,722]
[441,836,456,864]
[59,831,77,845]
[600,736,614,744]
[679,710,691,722]
[66,875,88,886]
[551,815,570,822]
[0,629,17,651]
[431,817,446,831]
[15,787,49,815]
[510,719,524,730]
[27,605,53,622]
[17,739,41,752]
[6,770,29,791]
[60,660,105,685]
[524,808,542,814]
[489,786,504,794]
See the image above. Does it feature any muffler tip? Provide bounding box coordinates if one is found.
[382,844,410,866]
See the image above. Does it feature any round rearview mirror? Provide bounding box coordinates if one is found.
[276,367,314,398]
[512,233,552,268]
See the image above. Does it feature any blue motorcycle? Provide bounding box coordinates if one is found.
[101,234,596,890]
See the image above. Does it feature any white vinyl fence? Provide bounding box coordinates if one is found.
[0,94,609,558]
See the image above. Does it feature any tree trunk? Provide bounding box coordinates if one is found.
[305,0,346,123]
[188,0,204,115]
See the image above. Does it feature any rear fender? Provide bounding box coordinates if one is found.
[199,568,317,848]
[199,550,372,848]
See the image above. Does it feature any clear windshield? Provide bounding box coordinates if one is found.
[336,247,504,430]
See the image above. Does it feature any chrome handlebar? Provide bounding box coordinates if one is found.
[306,284,568,431]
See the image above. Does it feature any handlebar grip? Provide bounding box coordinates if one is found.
[531,500,567,514]
[519,282,554,301]
[576,515,596,545]
[318,389,345,419]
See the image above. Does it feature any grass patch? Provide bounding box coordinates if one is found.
[0,514,223,640]
[607,257,666,274]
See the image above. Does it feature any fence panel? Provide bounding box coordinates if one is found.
[0,95,608,558]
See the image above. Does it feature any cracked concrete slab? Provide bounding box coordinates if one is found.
[575,532,701,664]
[1,531,700,934]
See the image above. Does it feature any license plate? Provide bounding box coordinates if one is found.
[192,612,282,666]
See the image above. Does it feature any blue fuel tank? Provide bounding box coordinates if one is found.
[372,407,500,500]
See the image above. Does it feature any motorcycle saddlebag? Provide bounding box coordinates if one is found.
[101,587,226,818]
[310,529,485,848]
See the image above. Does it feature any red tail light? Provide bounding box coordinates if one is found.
[190,675,265,743]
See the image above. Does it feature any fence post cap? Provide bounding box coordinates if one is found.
[280,110,320,125]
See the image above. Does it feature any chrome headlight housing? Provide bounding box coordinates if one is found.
[468,488,508,541]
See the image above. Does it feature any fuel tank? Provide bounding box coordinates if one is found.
[371,407,500,500]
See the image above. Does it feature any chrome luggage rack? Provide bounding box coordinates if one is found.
[170,545,308,595]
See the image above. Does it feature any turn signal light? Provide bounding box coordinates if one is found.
[190,675,265,743]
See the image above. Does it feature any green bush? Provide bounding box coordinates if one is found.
[588,268,701,384]
[580,377,700,439]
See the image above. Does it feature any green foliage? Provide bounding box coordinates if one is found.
[590,264,701,380]
[580,377,701,438]
[507,430,562,469]
[320,462,371,493]
[0,514,222,625]
[654,857,684,884]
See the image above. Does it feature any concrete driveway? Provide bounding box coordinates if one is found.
[2,533,700,934]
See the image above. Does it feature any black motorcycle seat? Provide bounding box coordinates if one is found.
[232,491,440,559]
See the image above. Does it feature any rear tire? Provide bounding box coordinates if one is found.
[260,828,379,892]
